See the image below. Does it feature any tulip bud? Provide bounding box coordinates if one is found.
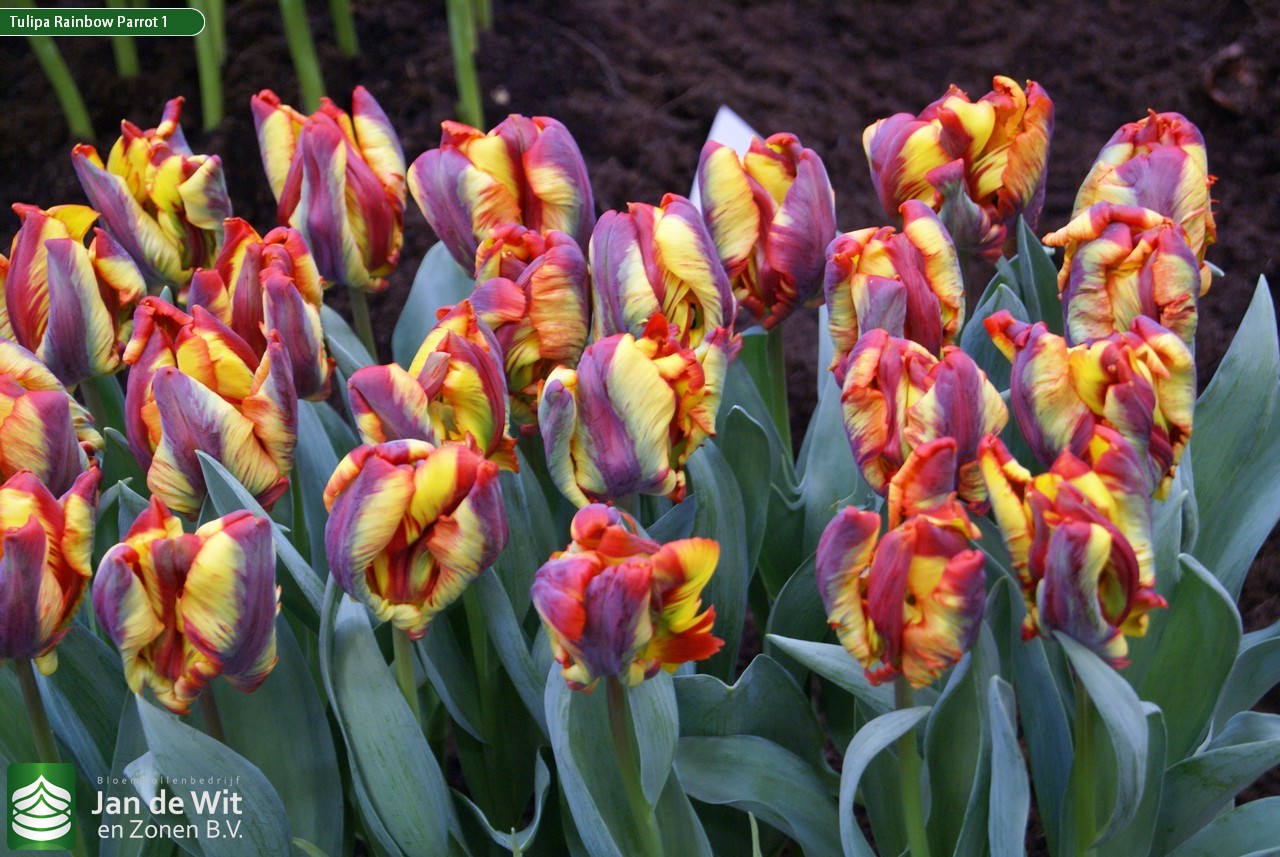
[986,310,1193,498]
[122,297,297,516]
[697,133,836,328]
[540,315,736,507]
[0,338,101,495]
[468,230,590,429]
[1043,203,1200,345]
[979,429,1165,666]
[348,301,517,469]
[72,98,232,288]
[816,500,985,689]
[93,497,279,713]
[187,218,334,399]
[0,204,145,387]
[251,87,406,292]
[0,464,100,674]
[591,194,737,354]
[1072,111,1214,294]
[323,439,507,639]
[532,503,722,691]
[840,331,1007,510]
[863,76,1053,261]
[408,115,595,271]
[825,201,965,365]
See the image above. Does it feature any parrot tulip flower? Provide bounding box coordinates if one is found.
[72,97,232,288]
[122,297,297,517]
[1043,203,1200,345]
[816,499,985,689]
[93,497,279,714]
[1072,111,1215,294]
[697,132,836,328]
[840,331,1007,510]
[0,464,101,675]
[323,439,508,640]
[540,315,737,507]
[187,217,333,399]
[251,87,406,292]
[408,114,595,271]
[467,231,590,429]
[0,338,102,495]
[863,76,1054,261]
[979,429,1165,666]
[590,194,737,354]
[985,309,1194,498]
[0,203,145,387]
[347,301,517,469]
[532,503,722,691]
[825,200,965,365]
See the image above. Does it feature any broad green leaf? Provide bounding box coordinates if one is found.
[988,677,1030,857]
[295,401,340,570]
[103,426,149,497]
[0,666,36,764]
[1057,634,1148,846]
[1155,712,1280,854]
[628,673,679,806]
[1214,618,1280,729]
[493,446,559,619]
[1190,278,1280,598]
[417,615,485,742]
[796,374,874,561]
[653,775,714,857]
[36,624,127,784]
[95,701,178,857]
[714,406,771,570]
[1015,216,1062,334]
[454,751,551,854]
[83,372,127,435]
[761,555,828,684]
[735,327,791,451]
[321,305,375,377]
[1098,704,1165,857]
[136,698,293,856]
[837,706,931,857]
[471,572,547,737]
[198,451,323,621]
[318,583,460,857]
[209,616,343,857]
[676,735,840,857]
[392,243,475,368]
[648,494,697,542]
[1136,555,1241,762]
[686,443,749,678]
[767,635,894,716]
[961,283,1028,392]
[1165,796,1280,857]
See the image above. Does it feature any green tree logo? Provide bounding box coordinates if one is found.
[7,763,76,851]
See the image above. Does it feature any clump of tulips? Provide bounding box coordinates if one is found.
[0,75,1277,857]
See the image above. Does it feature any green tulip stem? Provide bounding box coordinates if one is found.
[329,0,359,56]
[446,0,484,129]
[189,0,223,130]
[15,659,60,764]
[764,323,792,453]
[200,689,227,744]
[895,679,931,857]
[103,0,140,77]
[348,285,378,362]
[278,0,326,113]
[24,33,93,139]
[392,626,422,725]
[1074,673,1097,857]
[606,677,663,857]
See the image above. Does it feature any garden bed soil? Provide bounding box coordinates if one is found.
[3,0,1279,813]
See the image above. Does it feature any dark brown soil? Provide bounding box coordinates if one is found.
[3,0,1278,823]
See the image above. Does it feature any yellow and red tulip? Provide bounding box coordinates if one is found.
[532,503,722,691]
[122,297,297,517]
[863,76,1054,261]
[323,439,508,639]
[92,497,279,714]
[590,194,737,354]
[408,115,595,271]
[251,87,406,292]
[0,338,102,495]
[0,203,145,387]
[825,200,965,364]
[0,464,101,674]
[187,217,333,399]
[986,309,1194,498]
[1043,203,1200,346]
[816,499,985,689]
[840,330,1007,510]
[697,133,836,328]
[540,314,736,507]
[347,301,517,469]
[72,97,232,288]
[1072,111,1215,294]
[979,428,1165,666]
[468,230,590,429]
